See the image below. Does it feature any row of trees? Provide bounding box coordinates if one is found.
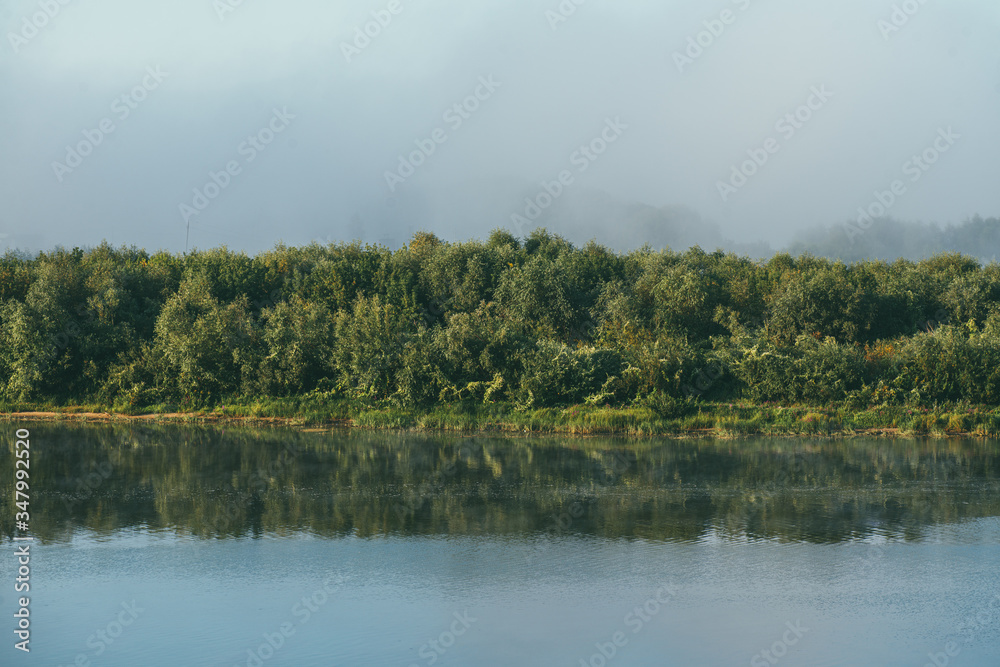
[789,215,1000,264]
[1,229,999,410]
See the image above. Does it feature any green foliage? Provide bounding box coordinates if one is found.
[518,340,624,408]
[890,325,1000,404]
[726,334,866,403]
[495,253,582,339]
[153,274,256,401]
[0,300,55,400]
[411,303,528,405]
[1,234,1000,413]
[258,296,335,395]
[330,294,406,400]
[767,262,878,345]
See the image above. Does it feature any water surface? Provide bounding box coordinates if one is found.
[2,425,999,666]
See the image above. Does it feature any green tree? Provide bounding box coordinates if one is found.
[153,274,256,401]
[258,296,335,394]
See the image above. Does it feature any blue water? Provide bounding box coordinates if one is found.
[1,425,999,665]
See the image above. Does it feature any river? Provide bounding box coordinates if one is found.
[1,424,998,666]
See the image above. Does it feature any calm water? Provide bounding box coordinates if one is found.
[2,424,999,666]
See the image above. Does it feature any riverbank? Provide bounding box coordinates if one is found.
[3,399,999,438]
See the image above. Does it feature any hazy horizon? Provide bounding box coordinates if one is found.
[2,0,999,255]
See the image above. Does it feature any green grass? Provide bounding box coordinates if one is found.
[4,396,1000,438]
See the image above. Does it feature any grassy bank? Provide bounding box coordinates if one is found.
[4,398,1000,438]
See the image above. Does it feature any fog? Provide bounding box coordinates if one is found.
[2,0,998,255]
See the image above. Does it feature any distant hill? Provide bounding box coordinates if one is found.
[788,216,1000,264]
[524,189,773,257]
[539,191,998,263]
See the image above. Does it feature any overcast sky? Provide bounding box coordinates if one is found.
[2,0,998,254]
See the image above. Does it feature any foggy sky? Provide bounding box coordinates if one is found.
[2,0,998,254]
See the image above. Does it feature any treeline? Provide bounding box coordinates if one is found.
[789,215,1000,263]
[2,229,1000,412]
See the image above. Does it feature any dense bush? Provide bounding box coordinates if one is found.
[2,232,1000,410]
[153,274,256,401]
[728,335,866,403]
[258,296,335,395]
[890,322,1000,404]
[329,294,406,401]
[518,341,624,408]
